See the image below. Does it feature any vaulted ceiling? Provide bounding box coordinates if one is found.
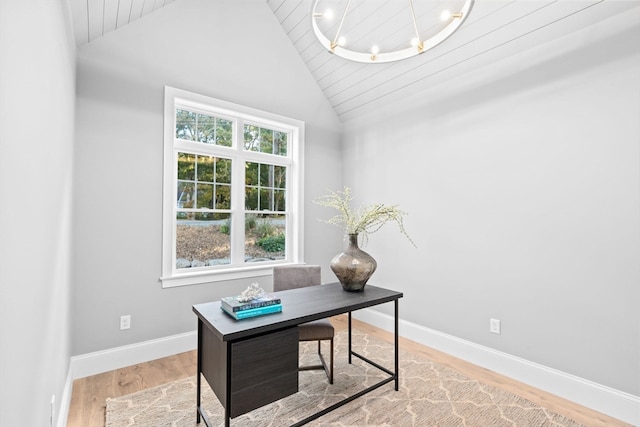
[69,0,639,122]
[69,0,177,46]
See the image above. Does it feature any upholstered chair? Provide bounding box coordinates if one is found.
[272,265,334,384]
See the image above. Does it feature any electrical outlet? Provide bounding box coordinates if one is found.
[120,315,131,330]
[490,318,501,334]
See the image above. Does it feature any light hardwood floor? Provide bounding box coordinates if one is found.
[67,315,631,427]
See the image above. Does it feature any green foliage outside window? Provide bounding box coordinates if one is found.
[255,220,276,238]
[245,162,286,211]
[245,214,257,231]
[244,124,288,155]
[177,152,231,210]
[220,218,231,235]
[176,109,232,146]
[256,234,285,252]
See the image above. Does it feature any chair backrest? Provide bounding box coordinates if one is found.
[273,265,321,292]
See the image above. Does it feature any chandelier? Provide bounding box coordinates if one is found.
[311,0,474,63]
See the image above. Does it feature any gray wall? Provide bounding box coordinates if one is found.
[72,0,343,355]
[0,0,76,426]
[342,11,640,396]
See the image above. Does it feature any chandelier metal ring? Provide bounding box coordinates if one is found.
[311,0,474,64]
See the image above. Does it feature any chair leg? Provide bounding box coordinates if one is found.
[301,339,334,384]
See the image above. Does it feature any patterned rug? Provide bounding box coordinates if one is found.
[105,330,584,426]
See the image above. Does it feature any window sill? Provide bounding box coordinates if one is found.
[160,264,288,288]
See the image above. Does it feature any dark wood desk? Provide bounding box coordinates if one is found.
[192,283,403,427]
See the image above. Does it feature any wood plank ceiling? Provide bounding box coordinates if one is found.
[267,0,638,122]
[68,0,638,122]
[69,0,176,46]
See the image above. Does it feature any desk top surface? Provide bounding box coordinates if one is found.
[193,283,403,342]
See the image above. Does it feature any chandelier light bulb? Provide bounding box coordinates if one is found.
[410,37,419,47]
[324,9,334,19]
[337,36,346,46]
[371,45,380,55]
[441,10,452,21]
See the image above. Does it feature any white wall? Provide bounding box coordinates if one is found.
[342,11,639,397]
[72,0,342,356]
[0,0,76,426]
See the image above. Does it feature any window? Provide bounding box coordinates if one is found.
[162,87,304,287]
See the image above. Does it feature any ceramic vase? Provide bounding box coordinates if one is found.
[330,234,377,292]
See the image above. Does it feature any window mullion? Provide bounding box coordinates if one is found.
[171,149,180,276]
[230,119,245,266]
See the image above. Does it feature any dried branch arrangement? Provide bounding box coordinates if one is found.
[314,187,415,247]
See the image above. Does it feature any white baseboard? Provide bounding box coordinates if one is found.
[70,331,197,380]
[352,308,640,426]
[65,313,639,426]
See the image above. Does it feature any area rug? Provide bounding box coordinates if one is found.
[105,330,584,427]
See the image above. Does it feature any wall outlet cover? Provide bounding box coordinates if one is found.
[490,318,501,334]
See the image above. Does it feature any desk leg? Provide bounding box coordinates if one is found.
[196,320,202,423]
[394,299,399,391]
[225,341,231,427]
[348,311,352,364]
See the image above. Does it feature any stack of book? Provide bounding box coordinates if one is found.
[220,294,282,320]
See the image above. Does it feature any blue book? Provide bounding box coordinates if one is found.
[221,303,282,320]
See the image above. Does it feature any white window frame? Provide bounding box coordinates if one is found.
[161,87,305,288]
